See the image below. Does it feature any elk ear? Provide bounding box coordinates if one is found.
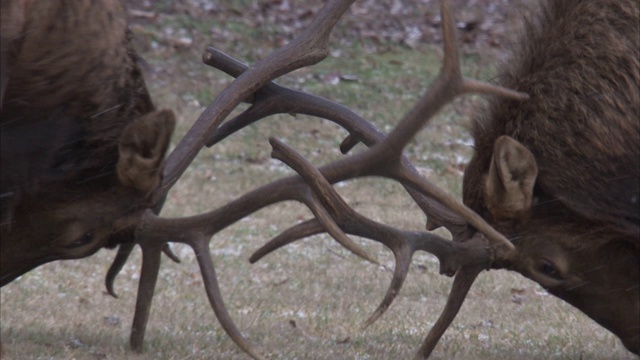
[485,135,538,221]
[117,109,175,193]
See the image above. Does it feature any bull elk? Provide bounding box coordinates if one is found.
[462,0,639,353]
[0,0,637,359]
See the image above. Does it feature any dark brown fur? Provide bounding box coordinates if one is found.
[1,0,153,210]
[463,0,639,353]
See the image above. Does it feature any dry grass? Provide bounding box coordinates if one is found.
[1,3,635,360]
[1,189,632,359]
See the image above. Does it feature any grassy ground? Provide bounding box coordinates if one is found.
[0,2,635,359]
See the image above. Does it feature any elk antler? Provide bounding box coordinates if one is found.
[110,0,527,359]
[247,4,525,356]
[127,0,358,357]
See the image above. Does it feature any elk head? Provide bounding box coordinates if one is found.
[464,136,639,353]
[0,109,175,285]
[462,0,639,353]
[0,0,176,284]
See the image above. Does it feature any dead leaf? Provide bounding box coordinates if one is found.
[103,315,122,327]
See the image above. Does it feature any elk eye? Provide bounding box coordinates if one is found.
[539,260,562,280]
[66,232,95,248]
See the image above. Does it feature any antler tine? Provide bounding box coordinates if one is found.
[441,0,527,101]
[339,134,360,154]
[378,0,527,162]
[106,243,179,299]
[362,244,414,328]
[248,216,420,328]
[190,235,267,360]
[267,138,423,324]
[106,190,179,300]
[129,238,163,352]
[201,46,386,150]
[362,228,490,328]
[202,47,282,148]
[414,265,484,359]
[306,190,379,265]
[105,242,135,298]
[249,219,324,264]
[269,138,377,265]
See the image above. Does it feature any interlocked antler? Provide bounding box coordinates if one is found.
[108,0,527,359]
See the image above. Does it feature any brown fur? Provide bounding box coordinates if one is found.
[463,0,639,353]
[1,0,154,205]
[0,0,174,285]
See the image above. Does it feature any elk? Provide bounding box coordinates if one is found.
[0,0,175,284]
[1,0,637,359]
[462,0,639,353]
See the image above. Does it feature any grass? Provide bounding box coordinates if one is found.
[0,4,635,360]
